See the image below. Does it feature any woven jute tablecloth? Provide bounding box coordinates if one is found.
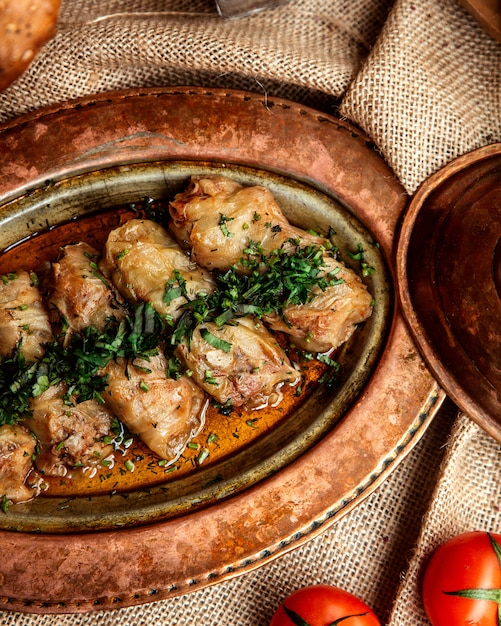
[0,1,500,624]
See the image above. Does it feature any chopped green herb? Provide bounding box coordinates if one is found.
[0,300,167,426]
[32,374,50,397]
[212,400,234,416]
[1,273,17,285]
[348,243,376,278]
[207,432,219,445]
[196,447,210,465]
[0,495,12,514]
[218,213,235,238]
[361,262,376,277]
[166,355,183,379]
[200,328,232,353]
[116,248,129,261]
[163,270,188,306]
[317,353,341,387]
[204,370,219,386]
[349,243,366,261]
[317,354,340,369]
[167,237,346,349]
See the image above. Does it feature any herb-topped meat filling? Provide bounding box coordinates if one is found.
[24,382,115,478]
[0,424,37,503]
[175,316,300,410]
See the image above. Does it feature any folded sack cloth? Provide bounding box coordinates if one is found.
[388,414,501,625]
[0,0,394,122]
[340,0,501,194]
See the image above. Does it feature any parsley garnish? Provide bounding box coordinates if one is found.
[0,495,11,514]
[199,328,232,353]
[163,270,188,306]
[0,302,166,425]
[168,238,344,347]
[349,243,376,277]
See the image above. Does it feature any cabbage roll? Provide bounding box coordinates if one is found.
[262,255,374,353]
[169,175,309,270]
[0,270,53,360]
[101,353,206,462]
[175,316,300,409]
[24,383,114,477]
[48,241,125,343]
[100,219,215,322]
[0,424,36,502]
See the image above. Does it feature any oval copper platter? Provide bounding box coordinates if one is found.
[0,87,444,613]
[397,143,501,444]
[0,161,391,533]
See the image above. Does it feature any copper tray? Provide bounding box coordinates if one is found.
[397,143,501,443]
[0,87,444,613]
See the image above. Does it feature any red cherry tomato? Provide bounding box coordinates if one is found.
[422,531,501,626]
[269,584,381,626]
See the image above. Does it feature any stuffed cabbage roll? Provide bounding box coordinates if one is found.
[169,175,373,353]
[169,175,312,270]
[47,241,125,342]
[101,353,206,462]
[175,316,300,409]
[0,270,53,360]
[0,424,36,502]
[262,255,374,353]
[24,383,114,477]
[100,219,215,322]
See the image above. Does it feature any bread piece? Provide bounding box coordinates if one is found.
[0,0,60,91]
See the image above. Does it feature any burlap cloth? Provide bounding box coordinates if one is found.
[0,0,500,624]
